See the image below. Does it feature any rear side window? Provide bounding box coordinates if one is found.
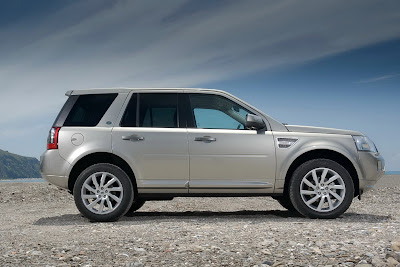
[120,94,137,127]
[120,93,178,128]
[63,94,117,126]
[139,93,178,128]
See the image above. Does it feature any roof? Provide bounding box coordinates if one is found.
[66,88,222,96]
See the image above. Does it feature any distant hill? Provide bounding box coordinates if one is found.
[0,149,41,179]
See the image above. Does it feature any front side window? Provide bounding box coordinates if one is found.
[189,94,252,130]
[63,94,117,127]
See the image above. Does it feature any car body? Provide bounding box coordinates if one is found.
[40,88,385,221]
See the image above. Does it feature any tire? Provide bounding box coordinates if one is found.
[128,198,146,213]
[73,163,134,222]
[273,196,298,213]
[289,159,354,219]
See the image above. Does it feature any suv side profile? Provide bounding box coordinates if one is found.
[40,88,385,222]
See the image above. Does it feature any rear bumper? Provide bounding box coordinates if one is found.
[357,151,385,193]
[40,150,70,189]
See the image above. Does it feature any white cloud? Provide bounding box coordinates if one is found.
[356,73,400,84]
[1,0,400,124]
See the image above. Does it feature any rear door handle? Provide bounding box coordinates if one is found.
[122,134,145,141]
[194,136,216,142]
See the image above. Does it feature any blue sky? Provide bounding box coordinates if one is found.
[0,1,399,170]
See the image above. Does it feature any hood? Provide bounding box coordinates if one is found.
[285,125,362,136]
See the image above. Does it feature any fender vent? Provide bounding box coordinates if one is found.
[277,137,298,148]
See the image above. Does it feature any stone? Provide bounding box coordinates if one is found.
[261,260,273,266]
[192,246,204,252]
[392,241,400,252]
[372,256,385,266]
[134,247,146,253]
[261,239,276,246]
[261,249,272,255]
[312,247,322,254]
[387,257,400,267]
[386,251,400,262]
[354,264,372,267]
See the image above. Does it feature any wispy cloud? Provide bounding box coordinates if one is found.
[355,73,400,84]
[1,0,400,124]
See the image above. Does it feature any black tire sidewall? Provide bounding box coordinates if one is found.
[289,159,354,219]
[128,199,146,213]
[73,163,134,222]
[273,196,297,212]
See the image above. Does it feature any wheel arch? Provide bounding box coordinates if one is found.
[67,152,137,194]
[283,149,360,197]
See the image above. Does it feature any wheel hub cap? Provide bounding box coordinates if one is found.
[81,172,124,215]
[300,167,346,213]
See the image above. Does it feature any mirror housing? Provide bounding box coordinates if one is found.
[245,114,266,130]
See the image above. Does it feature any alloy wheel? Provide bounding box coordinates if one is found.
[299,167,346,212]
[80,172,124,215]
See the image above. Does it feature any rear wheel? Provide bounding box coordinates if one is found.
[73,163,134,222]
[128,198,146,213]
[289,159,354,219]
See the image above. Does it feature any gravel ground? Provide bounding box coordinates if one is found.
[0,175,399,267]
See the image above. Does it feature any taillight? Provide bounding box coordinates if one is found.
[47,127,61,150]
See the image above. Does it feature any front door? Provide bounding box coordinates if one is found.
[186,93,276,194]
[112,92,189,194]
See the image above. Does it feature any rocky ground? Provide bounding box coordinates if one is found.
[0,176,399,267]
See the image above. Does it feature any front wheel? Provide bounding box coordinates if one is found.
[73,163,134,222]
[289,159,354,219]
[273,196,298,213]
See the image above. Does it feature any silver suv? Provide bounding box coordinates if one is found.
[40,88,385,222]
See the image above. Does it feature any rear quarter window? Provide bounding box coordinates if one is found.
[63,94,117,127]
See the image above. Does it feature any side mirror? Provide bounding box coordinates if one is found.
[245,114,266,130]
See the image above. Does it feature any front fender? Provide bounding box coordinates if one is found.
[273,133,362,193]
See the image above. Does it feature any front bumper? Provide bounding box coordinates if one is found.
[40,149,70,189]
[357,151,385,193]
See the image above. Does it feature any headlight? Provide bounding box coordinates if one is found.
[352,136,378,153]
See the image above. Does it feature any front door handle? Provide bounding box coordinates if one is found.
[122,134,145,141]
[194,136,216,142]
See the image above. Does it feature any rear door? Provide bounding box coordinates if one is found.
[186,92,276,194]
[112,92,189,194]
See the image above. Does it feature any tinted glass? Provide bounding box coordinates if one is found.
[52,95,78,127]
[63,94,117,126]
[139,93,178,128]
[120,94,138,127]
[189,94,252,130]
